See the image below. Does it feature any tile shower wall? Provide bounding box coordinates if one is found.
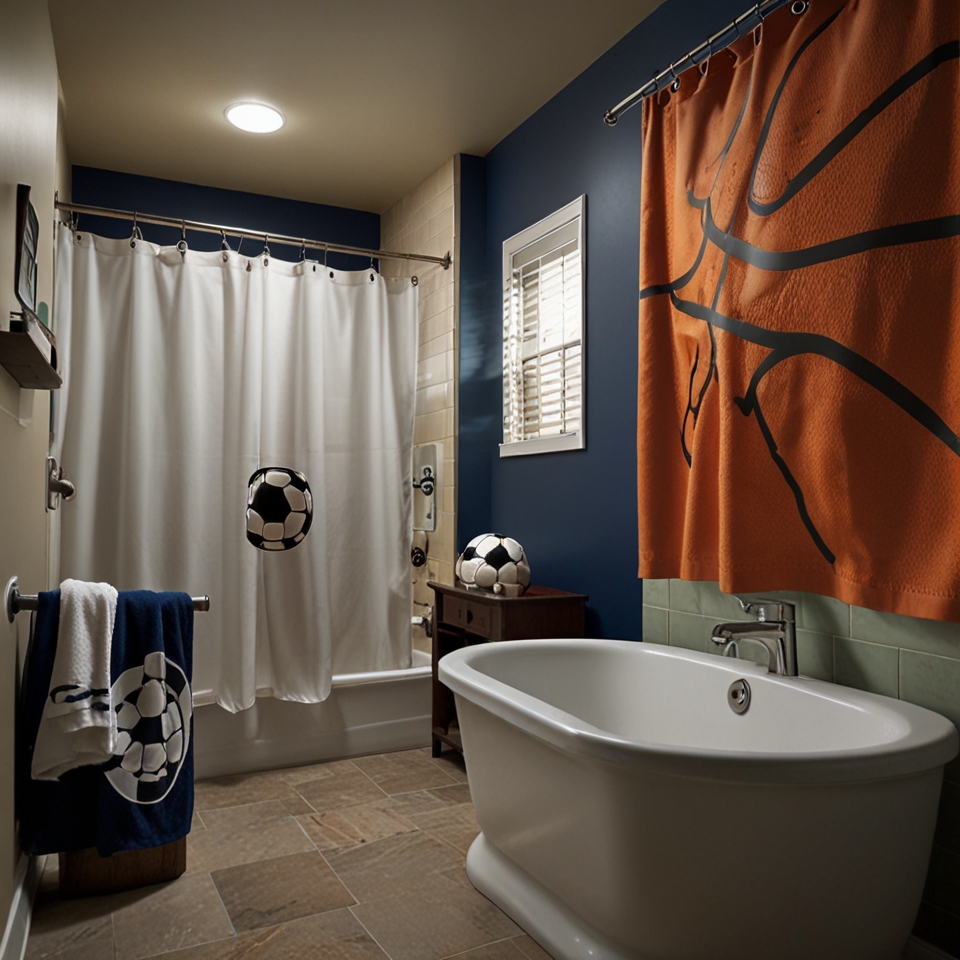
[642,579,960,954]
[380,160,457,651]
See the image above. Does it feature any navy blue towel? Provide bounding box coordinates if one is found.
[19,590,194,856]
[18,590,99,855]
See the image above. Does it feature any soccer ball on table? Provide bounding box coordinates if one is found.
[456,533,531,597]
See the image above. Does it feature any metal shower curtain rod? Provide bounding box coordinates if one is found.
[53,198,452,270]
[603,0,801,126]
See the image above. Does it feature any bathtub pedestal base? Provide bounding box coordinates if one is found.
[466,832,633,960]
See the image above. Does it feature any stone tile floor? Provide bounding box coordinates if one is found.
[25,748,553,960]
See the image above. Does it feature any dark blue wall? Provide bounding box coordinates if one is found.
[459,0,744,638]
[71,166,380,271]
[457,154,495,550]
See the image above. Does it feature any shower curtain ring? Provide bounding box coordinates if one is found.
[668,63,681,93]
[299,240,307,262]
[263,234,270,264]
[130,212,142,248]
[221,230,230,262]
[177,220,188,257]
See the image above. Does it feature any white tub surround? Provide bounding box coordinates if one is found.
[439,639,959,960]
[195,650,430,779]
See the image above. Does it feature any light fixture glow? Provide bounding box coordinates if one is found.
[225,102,285,133]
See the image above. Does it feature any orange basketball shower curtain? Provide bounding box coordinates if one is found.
[637,0,960,621]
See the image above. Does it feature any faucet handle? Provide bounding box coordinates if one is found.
[737,597,796,623]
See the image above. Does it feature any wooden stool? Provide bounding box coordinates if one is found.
[59,836,186,898]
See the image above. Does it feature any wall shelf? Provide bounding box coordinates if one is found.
[0,316,60,389]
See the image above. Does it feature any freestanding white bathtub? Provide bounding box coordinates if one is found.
[439,639,959,960]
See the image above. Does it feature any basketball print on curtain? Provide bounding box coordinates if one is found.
[637,0,960,621]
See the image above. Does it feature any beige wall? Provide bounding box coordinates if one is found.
[380,159,457,651]
[0,0,61,921]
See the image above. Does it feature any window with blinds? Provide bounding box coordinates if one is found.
[501,196,585,457]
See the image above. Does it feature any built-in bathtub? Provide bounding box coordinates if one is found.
[440,638,959,960]
[194,649,431,779]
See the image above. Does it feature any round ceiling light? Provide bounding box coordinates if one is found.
[225,102,285,134]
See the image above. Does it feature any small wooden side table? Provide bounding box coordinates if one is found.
[428,581,587,756]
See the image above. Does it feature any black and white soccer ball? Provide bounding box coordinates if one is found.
[105,651,192,804]
[456,533,531,597]
[246,467,313,551]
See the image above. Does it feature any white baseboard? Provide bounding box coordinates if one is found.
[905,935,958,960]
[0,855,41,960]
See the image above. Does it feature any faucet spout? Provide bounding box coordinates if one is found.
[711,599,798,677]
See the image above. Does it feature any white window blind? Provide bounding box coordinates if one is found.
[501,197,585,457]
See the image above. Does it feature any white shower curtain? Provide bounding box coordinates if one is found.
[53,228,418,712]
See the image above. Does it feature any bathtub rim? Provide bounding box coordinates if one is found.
[439,638,959,784]
[193,648,431,706]
[330,647,431,688]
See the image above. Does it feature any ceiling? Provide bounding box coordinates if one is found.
[48,0,663,214]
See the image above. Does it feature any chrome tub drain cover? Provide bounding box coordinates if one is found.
[728,679,751,715]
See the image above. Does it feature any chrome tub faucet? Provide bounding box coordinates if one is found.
[711,598,798,677]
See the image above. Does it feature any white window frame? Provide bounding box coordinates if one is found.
[500,195,586,458]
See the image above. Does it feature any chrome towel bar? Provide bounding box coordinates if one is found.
[4,576,210,624]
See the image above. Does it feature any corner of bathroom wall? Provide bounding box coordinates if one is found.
[382,159,457,650]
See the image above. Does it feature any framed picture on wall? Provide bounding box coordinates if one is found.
[15,183,39,320]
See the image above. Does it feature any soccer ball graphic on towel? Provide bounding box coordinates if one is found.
[456,533,531,597]
[105,651,192,804]
[246,467,313,551]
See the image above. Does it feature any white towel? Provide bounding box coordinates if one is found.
[32,579,118,781]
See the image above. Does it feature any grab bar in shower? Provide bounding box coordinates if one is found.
[4,575,210,624]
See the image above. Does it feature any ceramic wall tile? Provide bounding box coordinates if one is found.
[418,330,454,363]
[416,383,450,417]
[420,306,455,345]
[417,350,453,389]
[641,605,668,644]
[795,629,834,682]
[667,611,711,652]
[436,559,454,586]
[439,511,456,561]
[421,283,455,322]
[833,636,899,698]
[900,650,960,730]
[414,409,454,447]
[387,159,456,654]
[851,606,960,659]
[775,591,850,636]
[642,578,669,608]
[668,579,700,614]
[693,581,751,621]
